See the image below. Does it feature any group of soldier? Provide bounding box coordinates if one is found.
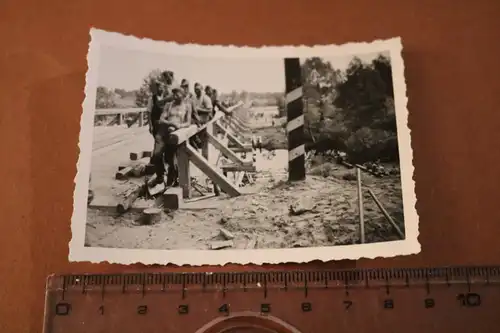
[146,70,232,189]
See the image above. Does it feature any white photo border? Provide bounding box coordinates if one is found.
[69,28,419,265]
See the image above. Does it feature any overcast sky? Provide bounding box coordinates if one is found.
[97,45,389,94]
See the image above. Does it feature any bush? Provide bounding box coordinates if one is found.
[308,163,335,178]
[345,127,398,164]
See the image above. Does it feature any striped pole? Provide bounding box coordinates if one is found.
[284,58,306,181]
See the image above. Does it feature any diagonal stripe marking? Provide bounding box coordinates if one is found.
[288,144,305,162]
[286,114,304,133]
[285,87,303,104]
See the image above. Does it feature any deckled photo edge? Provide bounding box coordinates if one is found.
[69,29,101,261]
[69,28,419,265]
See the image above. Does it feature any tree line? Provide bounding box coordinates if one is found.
[301,54,397,164]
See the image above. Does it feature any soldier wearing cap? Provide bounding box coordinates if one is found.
[156,70,175,108]
[147,71,176,136]
[150,85,192,187]
[147,79,163,137]
[181,79,193,100]
[181,79,200,125]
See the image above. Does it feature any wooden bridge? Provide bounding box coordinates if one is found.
[89,101,259,212]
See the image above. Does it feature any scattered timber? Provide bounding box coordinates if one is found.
[115,166,134,180]
[116,175,158,214]
[131,158,150,177]
[219,228,235,240]
[130,152,143,161]
[210,240,234,250]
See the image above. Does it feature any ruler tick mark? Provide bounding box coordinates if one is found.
[61,276,67,301]
[425,272,430,295]
[101,281,105,301]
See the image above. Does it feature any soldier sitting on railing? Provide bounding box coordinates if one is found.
[150,86,193,188]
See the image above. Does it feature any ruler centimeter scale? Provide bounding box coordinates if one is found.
[44,266,500,333]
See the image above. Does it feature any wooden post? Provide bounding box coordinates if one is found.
[356,167,365,244]
[367,188,405,240]
[138,111,144,127]
[177,142,191,199]
[202,131,209,161]
[141,208,162,225]
[284,58,306,181]
[205,122,221,196]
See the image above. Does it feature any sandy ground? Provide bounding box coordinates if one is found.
[85,161,404,250]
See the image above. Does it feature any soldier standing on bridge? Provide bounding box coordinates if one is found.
[147,79,163,137]
[181,79,200,126]
[181,79,194,101]
[195,83,213,123]
[147,71,175,137]
[150,85,193,187]
[210,88,231,118]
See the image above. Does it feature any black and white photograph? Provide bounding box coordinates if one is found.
[69,28,418,265]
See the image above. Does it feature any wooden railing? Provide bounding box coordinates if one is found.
[168,101,254,199]
[94,107,148,127]
[94,102,245,128]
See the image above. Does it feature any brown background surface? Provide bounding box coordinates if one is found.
[1,0,500,332]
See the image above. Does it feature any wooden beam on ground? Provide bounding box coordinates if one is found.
[115,166,134,180]
[206,132,252,167]
[185,144,241,197]
[116,175,157,214]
